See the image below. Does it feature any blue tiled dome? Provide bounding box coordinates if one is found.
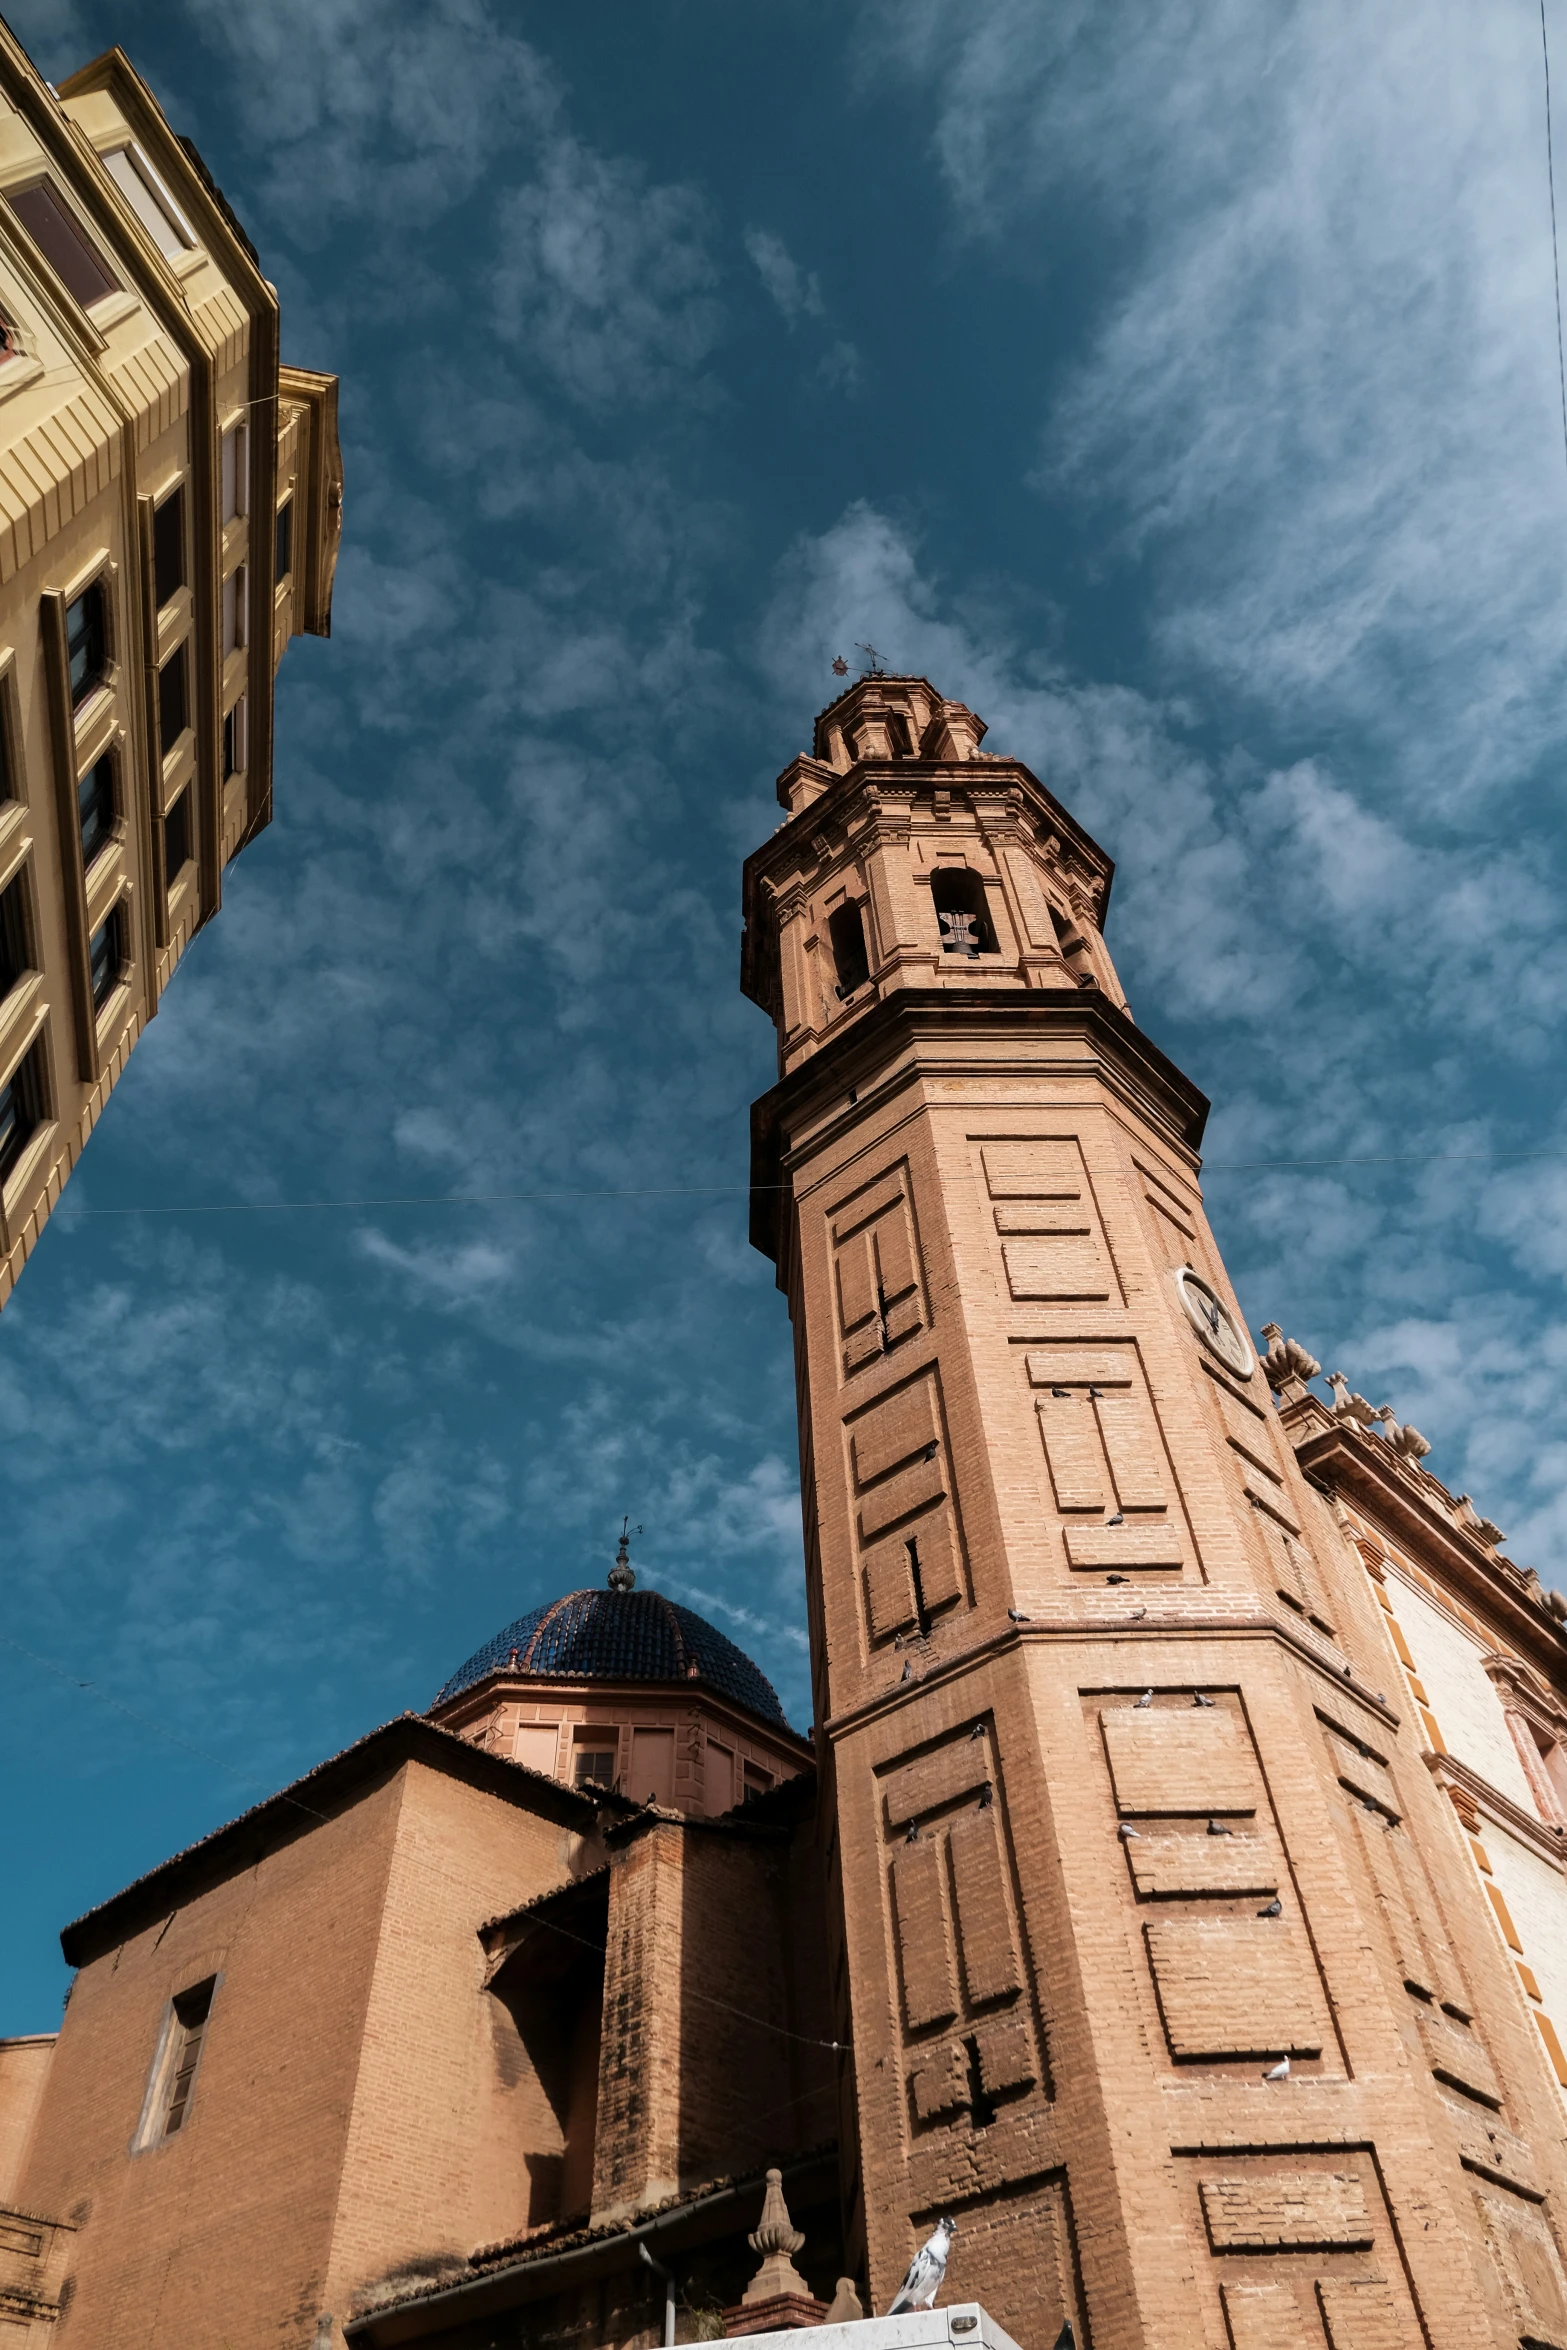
[432,1587,787,1725]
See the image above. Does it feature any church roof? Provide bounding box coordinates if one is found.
[432,1586,789,1726]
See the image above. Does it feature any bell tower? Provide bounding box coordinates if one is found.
[742,675,1567,2348]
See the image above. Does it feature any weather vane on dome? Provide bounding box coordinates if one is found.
[855,642,886,676]
[609,1516,642,1592]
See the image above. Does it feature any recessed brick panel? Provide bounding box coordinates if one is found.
[1315,2274,1406,2349]
[1200,2170,1373,2252]
[949,1808,1023,2006]
[1220,2280,1317,2350]
[1145,1917,1323,2059]
[891,1837,958,2032]
[1101,1705,1261,1817]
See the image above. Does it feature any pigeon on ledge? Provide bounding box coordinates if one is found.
[1134,1689,1153,1708]
[1192,1692,1215,1707]
[887,2217,956,2314]
[1262,2057,1291,2081]
[1052,2325,1077,2350]
[1207,1819,1233,1836]
[1106,1512,1125,1527]
[1007,1608,1031,1623]
[1117,1823,1141,1840]
[1258,1898,1283,1918]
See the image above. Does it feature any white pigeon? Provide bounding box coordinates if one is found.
[1262,2056,1291,2081]
[1134,1689,1153,1709]
[886,2217,956,2314]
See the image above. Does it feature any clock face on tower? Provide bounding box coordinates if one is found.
[1174,1267,1254,1379]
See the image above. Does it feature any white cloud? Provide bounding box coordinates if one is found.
[495,137,721,410]
[874,0,1567,800]
[744,226,823,327]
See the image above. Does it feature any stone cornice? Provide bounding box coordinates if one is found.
[1286,1413,1567,1687]
[748,987,1209,1266]
[1423,1749,1567,1871]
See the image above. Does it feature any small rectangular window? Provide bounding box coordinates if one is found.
[573,1740,618,1792]
[0,870,29,999]
[159,1977,215,2139]
[274,497,293,585]
[78,750,115,869]
[6,182,118,310]
[220,422,247,523]
[158,643,188,756]
[222,564,247,657]
[103,145,193,262]
[0,1039,42,1184]
[222,695,247,781]
[742,1762,774,1803]
[0,693,14,803]
[89,903,125,1010]
[153,487,185,610]
[65,580,109,708]
[163,787,192,886]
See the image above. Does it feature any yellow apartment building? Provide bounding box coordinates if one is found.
[0,30,341,1307]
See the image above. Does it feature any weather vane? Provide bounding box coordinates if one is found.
[856,642,886,675]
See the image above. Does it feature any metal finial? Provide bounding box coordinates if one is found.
[855,641,886,675]
[608,1515,641,1592]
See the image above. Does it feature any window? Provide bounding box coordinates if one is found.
[742,1762,774,1803]
[0,312,21,365]
[930,866,998,959]
[65,580,109,708]
[89,903,125,1009]
[78,750,115,869]
[274,496,293,585]
[573,1736,618,1792]
[0,869,29,998]
[220,421,247,523]
[0,691,15,803]
[828,901,870,1000]
[103,145,193,262]
[5,183,117,309]
[885,709,914,757]
[142,1977,216,2145]
[222,564,247,657]
[158,643,188,756]
[223,696,247,781]
[153,487,185,610]
[163,786,192,886]
[0,1040,42,1184]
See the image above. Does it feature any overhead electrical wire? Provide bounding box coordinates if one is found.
[1543,0,1567,474]
[59,1141,1567,1219]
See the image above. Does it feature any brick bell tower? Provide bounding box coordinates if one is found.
[741,673,1567,2350]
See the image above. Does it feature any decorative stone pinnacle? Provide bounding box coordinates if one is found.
[748,2169,806,2261]
[1258,1323,1321,1401]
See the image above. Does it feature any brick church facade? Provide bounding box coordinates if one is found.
[6,675,1567,2348]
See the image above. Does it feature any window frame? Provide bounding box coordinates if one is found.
[222,562,248,658]
[65,575,112,712]
[0,1035,45,1190]
[100,142,197,265]
[163,784,193,890]
[77,746,117,872]
[0,647,24,812]
[3,178,120,313]
[0,863,32,1004]
[132,1975,220,2154]
[88,899,127,1013]
[157,640,190,761]
[152,483,187,613]
[222,695,248,783]
[274,495,294,586]
[220,419,248,524]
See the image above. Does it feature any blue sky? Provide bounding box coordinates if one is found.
[5,0,1567,2029]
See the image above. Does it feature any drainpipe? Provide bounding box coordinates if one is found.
[638,2240,677,2348]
